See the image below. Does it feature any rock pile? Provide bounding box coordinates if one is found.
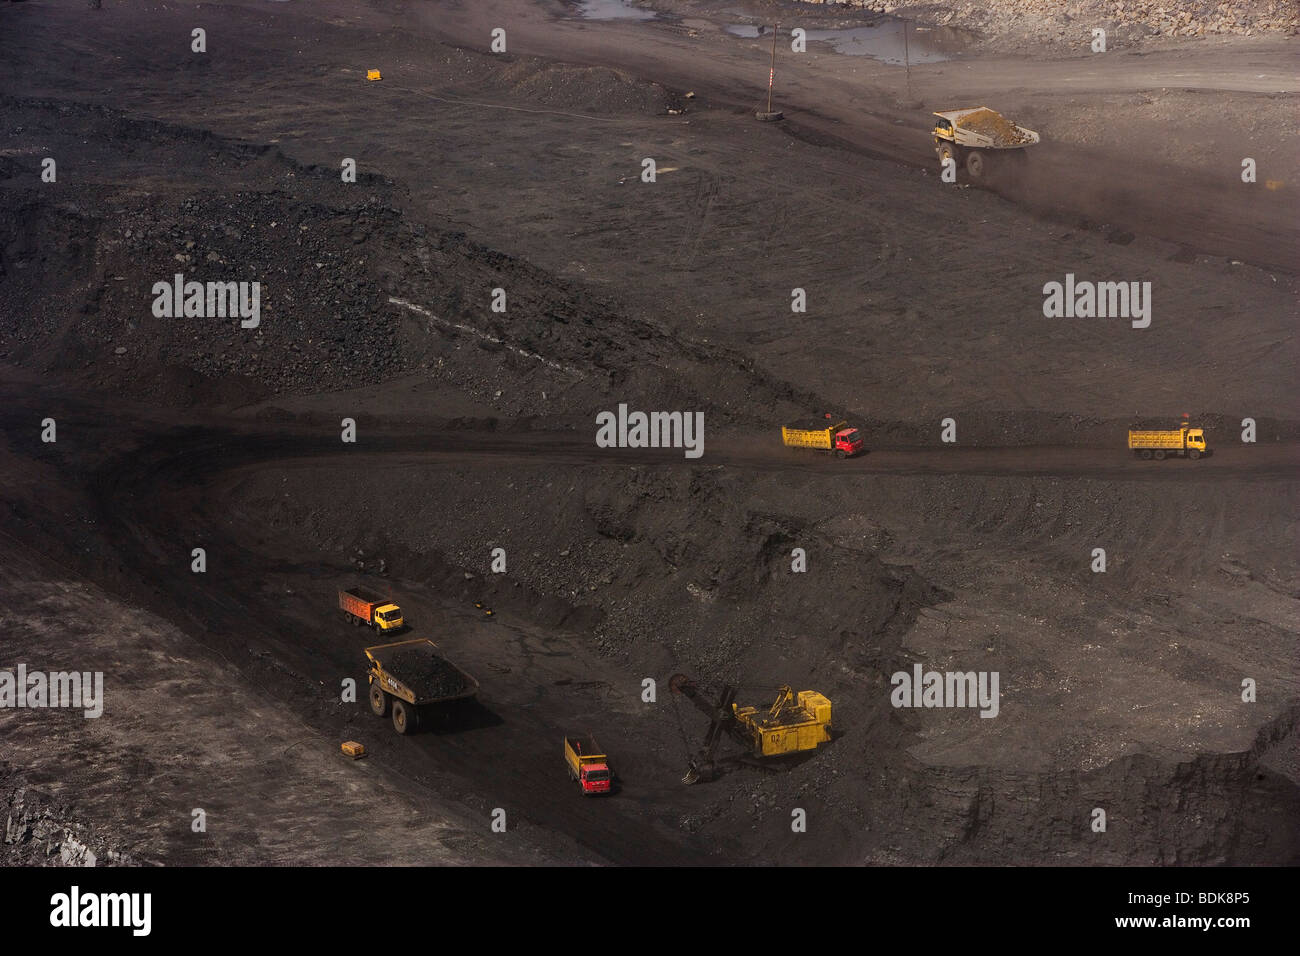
[839,0,1298,43]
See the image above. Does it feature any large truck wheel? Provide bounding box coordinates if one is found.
[1141,449,1153,460]
[391,699,415,734]
[1154,450,1166,461]
[965,149,988,181]
[835,449,846,459]
[369,683,389,717]
[937,142,959,171]
[1189,450,1201,460]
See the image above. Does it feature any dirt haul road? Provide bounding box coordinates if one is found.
[0,0,1297,867]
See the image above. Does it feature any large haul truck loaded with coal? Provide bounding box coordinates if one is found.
[933,107,1039,184]
[365,639,479,734]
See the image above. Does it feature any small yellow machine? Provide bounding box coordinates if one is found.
[341,741,366,760]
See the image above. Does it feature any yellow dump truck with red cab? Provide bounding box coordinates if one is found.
[564,736,612,795]
[781,417,864,459]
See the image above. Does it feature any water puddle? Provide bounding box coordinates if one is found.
[570,0,659,21]
[727,20,970,64]
[564,0,969,63]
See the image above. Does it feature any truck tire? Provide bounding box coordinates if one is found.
[1189,449,1201,460]
[937,142,959,170]
[965,149,988,181]
[391,699,416,735]
[1154,450,1166,461]
[835,449,846,460]
[369,683,389,717]
[1141,449,1153,460]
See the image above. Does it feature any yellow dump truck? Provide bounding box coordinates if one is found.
[1128,425,1209,460]
[933,107,1039,183]
[782,418,864,459]
[340,586,404,631]
[365,639,479,734]
[563,736,613,795]
[733,686,832,757]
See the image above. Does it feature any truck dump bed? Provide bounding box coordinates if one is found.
[564,736,604,764]
[1128,429,1189,449]
[366,639,478,705]
[782,419,844,450]
[343,586,386,607]
[935,108,1039,148]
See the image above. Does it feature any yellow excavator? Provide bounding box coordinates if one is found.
[669,675,832,784]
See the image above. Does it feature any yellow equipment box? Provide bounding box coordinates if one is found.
[341,741,366,759]
[366,69,382,82]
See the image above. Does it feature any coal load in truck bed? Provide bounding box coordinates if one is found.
[958,108,1034,146]
[386,649,471,700]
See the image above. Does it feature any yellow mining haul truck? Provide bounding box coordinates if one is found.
[365,639,479,734]
[933,107,1039,183]
[733,686,832,757]
[1128,426,1209,460]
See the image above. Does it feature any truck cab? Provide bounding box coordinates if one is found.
[579,763,612,795]
[835,428,864,457]
[375,604,403,631]
[1185,429,1207,452]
